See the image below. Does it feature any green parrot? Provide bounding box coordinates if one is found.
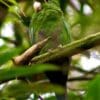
[30,0,72,50]
[29,0,72,99]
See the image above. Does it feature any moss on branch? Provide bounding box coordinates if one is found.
[30,32,100,64]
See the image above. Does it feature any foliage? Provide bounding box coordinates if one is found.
[84,75,100,100]
[0,0,100,99]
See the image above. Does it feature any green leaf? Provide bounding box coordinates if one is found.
[0,0,21,20]
[68,91,83,100]
[84,75,100,100]
[8,0,18,5]
[0,0,10,8]
[0,47,22,65]
[0,45,10,53]
[62,18,72,43]
[1,80,64,99]
[8,5,22,20]
[0,64,59,82]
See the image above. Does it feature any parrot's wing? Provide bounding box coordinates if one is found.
[29,0,62,44]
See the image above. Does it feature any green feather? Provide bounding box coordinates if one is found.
[29,0,72,52]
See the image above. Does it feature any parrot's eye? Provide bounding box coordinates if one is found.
[33,1,42,12]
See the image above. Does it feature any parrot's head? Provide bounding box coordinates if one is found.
[33,1,42,12]
[30,0,71,45]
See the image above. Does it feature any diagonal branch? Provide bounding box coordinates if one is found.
[30,32,100,64]
[13,37,50,65]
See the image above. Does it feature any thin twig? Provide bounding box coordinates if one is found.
[0,36,17,45]
[68,76,94,82]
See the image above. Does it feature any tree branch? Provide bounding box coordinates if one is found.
[13,37,50,65]
[30,32,100,64]
[9,32,100,85]
[68,76,94,82]
[0,36,18,45]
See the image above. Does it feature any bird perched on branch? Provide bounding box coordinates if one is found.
[30,0,72,99]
